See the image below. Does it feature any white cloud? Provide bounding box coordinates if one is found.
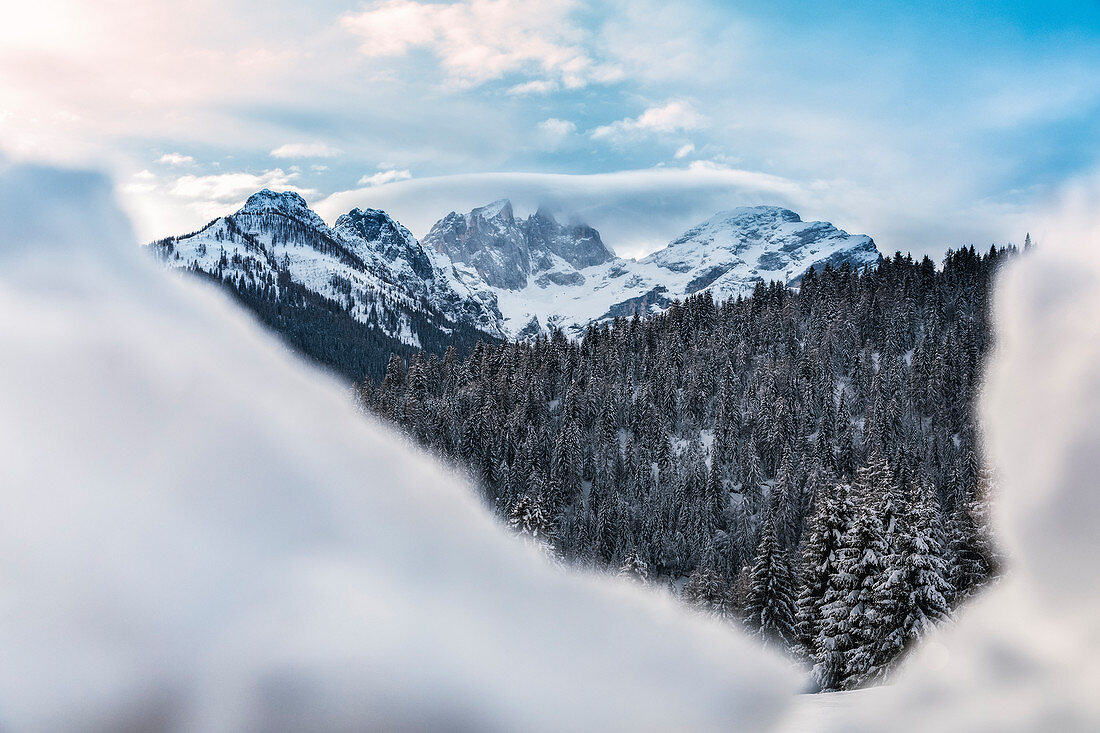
[508,79,559,96]
[315,165,804,258]
[169,169,309,205]
[674,143,695,159]
[357,169,413,187]
[591,100,708,143]
[537,117,577,149]
[156,152,194,166]
[270,142,342,159]
[340,0,622,89]
[121,168,158,194]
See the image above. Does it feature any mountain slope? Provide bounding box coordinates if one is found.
[643,206,880,292]
[423,199,616,291]
[149,190,503,380]
[430,203,881,337]
[150,192,881,376]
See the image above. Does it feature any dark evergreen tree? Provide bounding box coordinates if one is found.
[795,477,852,656]
[363,245,1013,688]
[742,516,798,651]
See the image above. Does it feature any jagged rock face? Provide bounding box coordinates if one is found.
[525,207,615,271]
[334,208,435,285]
[424,200,614,290]
[423,200,531,290]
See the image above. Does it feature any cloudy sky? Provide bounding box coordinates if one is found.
[2,0,1097,258]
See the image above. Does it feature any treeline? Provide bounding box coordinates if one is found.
[360,246,1010,689]
[153,245,491,382]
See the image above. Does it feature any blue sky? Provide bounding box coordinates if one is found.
[2,0,1097,258]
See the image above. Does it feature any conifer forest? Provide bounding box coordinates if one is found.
[361,248,1008,690]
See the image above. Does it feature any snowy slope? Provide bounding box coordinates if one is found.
[0,163,799,731]
[153,193,880,347]
[447,203,881,337]
[643,206,880,292]
[151,190,506,345]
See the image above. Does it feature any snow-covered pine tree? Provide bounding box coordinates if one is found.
[508,491,556,560]
[839,452,894,688]
[814,452,892,690]
[794,477,852,658]
[618,547,650,583]
[742,515,798,651]
[682,561,729,617]
[876,475,952,670]
[949,464,1001,599]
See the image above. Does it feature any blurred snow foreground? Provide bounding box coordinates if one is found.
[0,164,796,731]
[828,175,1100,732]
[1,163,1099,732]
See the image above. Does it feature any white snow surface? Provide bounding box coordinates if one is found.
[0,164,798,731]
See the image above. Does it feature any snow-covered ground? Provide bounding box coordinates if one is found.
[778,690,876,733]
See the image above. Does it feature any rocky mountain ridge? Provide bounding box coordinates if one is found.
[150,191,882,375]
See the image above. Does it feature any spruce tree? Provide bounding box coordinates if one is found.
[618,547,650,583]
[877,477,952,669]
[840,452,894,688]
[795,478,852,657]
[742,516,798,651]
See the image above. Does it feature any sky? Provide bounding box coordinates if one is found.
[1,0,1097,259]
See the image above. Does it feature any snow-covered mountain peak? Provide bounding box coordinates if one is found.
[716,205,802,222]
[471,198,513,222]
[237,189,325,230]
[333,207,433,278]
[334,206,414,250]
[644,205,879,288]
[533,204,558,222]
[424,199,615,291]
[155,190,880,350]
[151,191,506,354]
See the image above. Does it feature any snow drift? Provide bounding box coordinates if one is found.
[0,163,798,731]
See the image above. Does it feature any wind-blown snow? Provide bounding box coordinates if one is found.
[0,164,797,731]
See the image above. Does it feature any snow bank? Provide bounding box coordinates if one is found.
[830,176,1100,731]
[0,163,798,731]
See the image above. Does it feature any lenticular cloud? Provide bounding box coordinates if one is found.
[0,163,796,731]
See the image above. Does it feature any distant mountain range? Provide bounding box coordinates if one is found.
[149,191,881,378]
